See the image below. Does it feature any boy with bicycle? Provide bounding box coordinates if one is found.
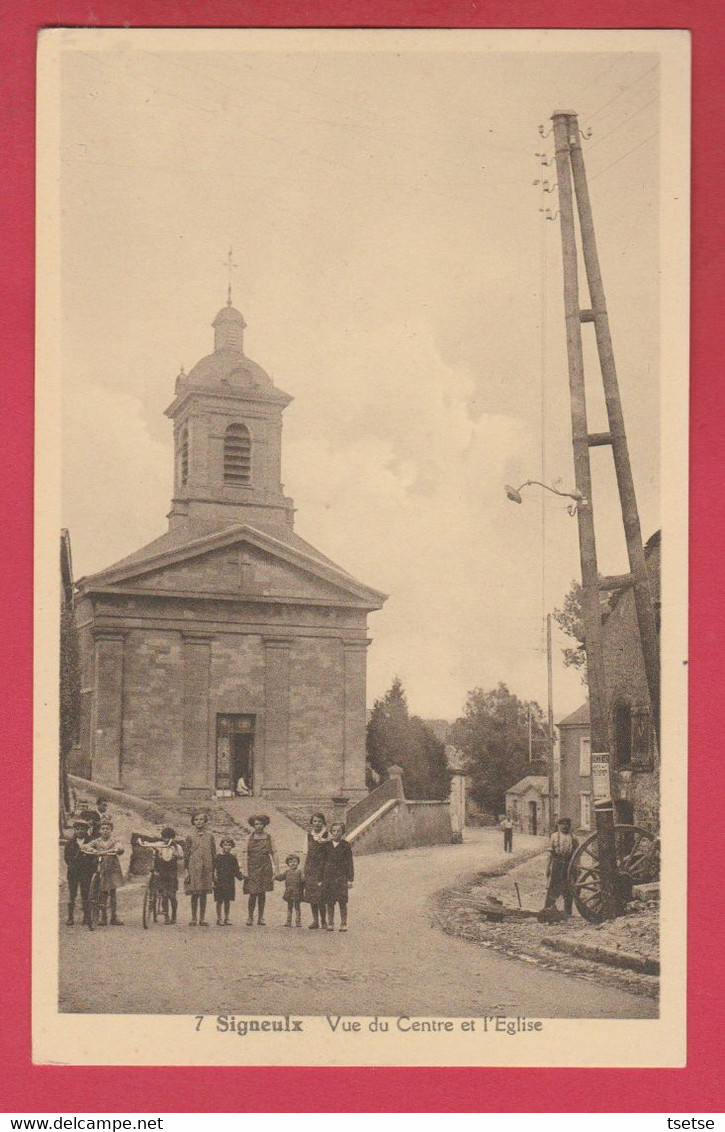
[81,817,126,925]
[136,826,185,924]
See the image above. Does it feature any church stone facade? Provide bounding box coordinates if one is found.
[74,298,386,802]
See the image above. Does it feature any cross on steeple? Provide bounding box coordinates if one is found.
[223,247,238,307]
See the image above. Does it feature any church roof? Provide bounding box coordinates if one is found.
[185,348,276,390]
[77,519,387,608]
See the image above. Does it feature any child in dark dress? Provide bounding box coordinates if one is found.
[302,812,330,929]
[278,853,304,927]
[214,837,244,925]
[321,821,354,932]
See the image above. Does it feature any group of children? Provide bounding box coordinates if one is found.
[64,804,355,931]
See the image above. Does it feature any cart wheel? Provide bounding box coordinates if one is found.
[142,886,152,930]
[87,874,101,931]
[568,824,659,923]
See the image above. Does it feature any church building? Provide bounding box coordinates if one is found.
[73,295,386,802]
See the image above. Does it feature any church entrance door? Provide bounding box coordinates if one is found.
[215,714,255,796]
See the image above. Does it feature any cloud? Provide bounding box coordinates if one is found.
[62,382,171,578]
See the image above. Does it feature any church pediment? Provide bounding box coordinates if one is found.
[78,525,387,610]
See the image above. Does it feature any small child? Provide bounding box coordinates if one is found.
[213,838,244,925]
[137,827,184,924]
[81,818,125,925]
[321,821,354,932]
[278,853,304,927]
[63,818,95,926]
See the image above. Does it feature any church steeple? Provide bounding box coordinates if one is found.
[165,281,295,535]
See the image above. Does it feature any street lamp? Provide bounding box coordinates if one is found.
[503,475,586,834]
[504,479,586,510]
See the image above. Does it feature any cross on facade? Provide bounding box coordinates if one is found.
[223,247,238,306]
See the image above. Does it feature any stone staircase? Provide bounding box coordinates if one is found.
[212,796,307,863]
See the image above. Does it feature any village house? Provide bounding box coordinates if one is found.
[72,296,386,803]
[556,531,661,834]
[505,775,550,836]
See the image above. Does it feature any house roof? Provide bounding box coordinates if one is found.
[557,702,590,728]
[505,775,549,797]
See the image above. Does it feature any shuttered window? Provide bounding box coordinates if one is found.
[224,423,251,483]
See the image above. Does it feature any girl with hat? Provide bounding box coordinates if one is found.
[241,815,279,926]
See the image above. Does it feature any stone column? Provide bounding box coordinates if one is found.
[342,639,370,796]
[263,637,292,795]
[181,633,212,794]
[92,630,125,788]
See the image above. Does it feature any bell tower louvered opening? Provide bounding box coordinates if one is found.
[224,423,252,484]
[180,426,189,485]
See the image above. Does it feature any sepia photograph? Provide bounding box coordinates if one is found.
[34,27,689,1066]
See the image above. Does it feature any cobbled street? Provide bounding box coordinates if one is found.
[59,828,656,1019]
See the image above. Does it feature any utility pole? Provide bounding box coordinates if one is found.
[546,613,556,833]
[550,109,660,918]
[567,117,660,747]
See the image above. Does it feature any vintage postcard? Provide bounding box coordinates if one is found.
[34,27,689,1067]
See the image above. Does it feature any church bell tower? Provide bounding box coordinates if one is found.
[165,290,295,535]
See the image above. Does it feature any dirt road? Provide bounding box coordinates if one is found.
[59,828,656,1018]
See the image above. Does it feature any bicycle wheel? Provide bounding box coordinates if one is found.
[142,884,153,930]
[88,873,101,931]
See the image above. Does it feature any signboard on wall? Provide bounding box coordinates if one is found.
[591,754,612,801]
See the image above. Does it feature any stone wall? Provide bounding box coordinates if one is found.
[77,591,369,801]
[351,800,453,856]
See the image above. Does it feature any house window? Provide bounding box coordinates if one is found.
[224,423,251,484]
[180,426,189,485]
[579,735,592,776]
[613,701,632,768]
[580,792,592,830]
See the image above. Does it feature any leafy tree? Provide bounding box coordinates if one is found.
[553,578,612,683]
[366,677,451,800]
[59,602,80,818]
[553,579,587,679]
[450,682,547,816]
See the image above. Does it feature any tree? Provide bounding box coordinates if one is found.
[59,603,80,819]
[366,677,451,800]
[553,578,613,682]
[553,579,587,679]
[450,682,547,816]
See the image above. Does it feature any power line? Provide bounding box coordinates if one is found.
[589,131,657,182]
[586,95,658,153]
[584,63,658,123]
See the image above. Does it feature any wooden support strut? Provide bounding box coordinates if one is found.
[598,573,635,591]
[587,432,614,447]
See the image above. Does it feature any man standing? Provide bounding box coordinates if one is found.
[544,817,579,916]
[500,814,514,853]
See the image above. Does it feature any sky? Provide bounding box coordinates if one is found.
[55,30,665,722]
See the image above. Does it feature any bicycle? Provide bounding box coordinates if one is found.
[85,850,124,930]
[142,871,169,929]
